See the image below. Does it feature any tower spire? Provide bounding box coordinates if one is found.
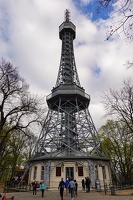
[55,9,81,88]
[65,9,70,22]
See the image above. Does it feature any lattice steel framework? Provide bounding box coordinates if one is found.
[31,9,107,160]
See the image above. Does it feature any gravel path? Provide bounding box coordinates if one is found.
[1,190,133,200]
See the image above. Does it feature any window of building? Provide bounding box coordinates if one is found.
[41,166,44,180]
[95,165,98,180]
[33,166,37,180]
[78,166,83,176]
[56,167,61,176]
[102,166,106,179]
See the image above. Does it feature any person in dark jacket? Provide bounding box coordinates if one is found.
[86,177,91,192]
[82,179,85,191]
[58,178,66,200]
[74,180,78,197]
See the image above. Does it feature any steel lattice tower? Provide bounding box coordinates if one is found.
[23,10,109,188]
[31,10,107,160]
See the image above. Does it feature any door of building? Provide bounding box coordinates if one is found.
[66,167,74,179]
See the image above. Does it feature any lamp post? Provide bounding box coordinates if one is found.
[75,162,78,172]
[61,162,64,172]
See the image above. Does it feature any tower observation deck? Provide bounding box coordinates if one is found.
[31,9,107,161]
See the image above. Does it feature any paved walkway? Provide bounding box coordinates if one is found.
[1,190,133,200]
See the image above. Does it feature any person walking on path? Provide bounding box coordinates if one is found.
[58,178,66,200]
[40,181,46,197]
[74,180,78,198]
[69,177,75,200]
[82,179,85,191]
[86,177,91,192]
[32,179,38,195]
[65,178,70,196]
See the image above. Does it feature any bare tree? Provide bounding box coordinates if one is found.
[97,0,133,68]
[0,58,45,153]
[102,79,133,133]
[97,0,133,41]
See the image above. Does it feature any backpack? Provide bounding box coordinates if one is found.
[70,181,75,188]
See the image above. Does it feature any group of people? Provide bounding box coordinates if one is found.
[81,177,91,192]
[58,177,78,200]
[32,176,91,199]
[32,179,46,197]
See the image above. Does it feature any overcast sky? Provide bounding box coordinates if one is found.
[0,0,132,129]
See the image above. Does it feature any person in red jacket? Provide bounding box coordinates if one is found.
[2,193,14,200]
[32,179,38,195]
